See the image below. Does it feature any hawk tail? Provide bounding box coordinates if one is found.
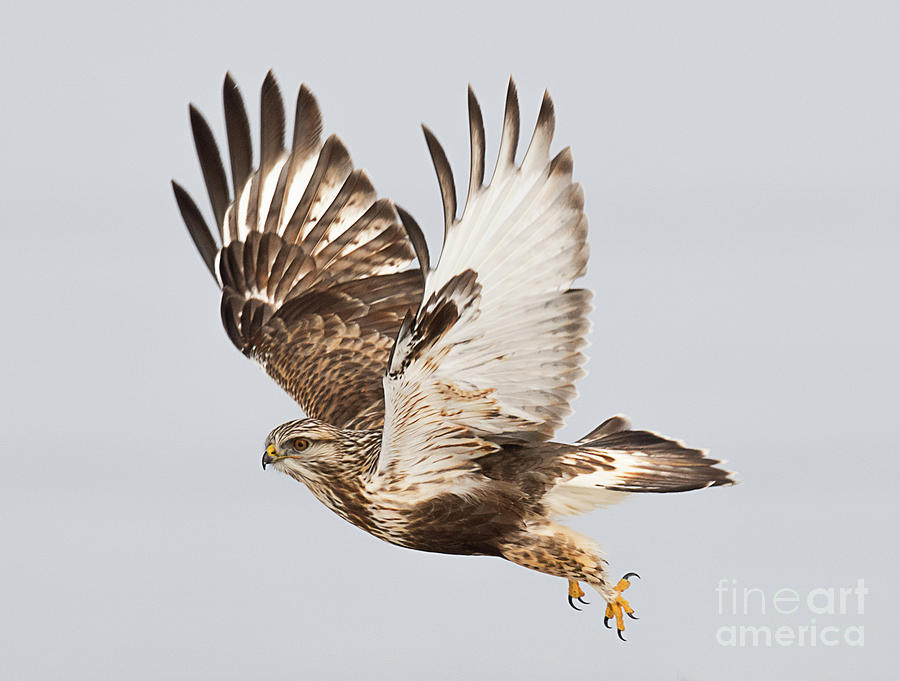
[571,416,736,493]
[540,416,735,517]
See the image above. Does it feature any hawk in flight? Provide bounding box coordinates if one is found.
[173,72,734,640]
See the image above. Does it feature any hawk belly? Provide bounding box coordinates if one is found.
[299,468,526,557]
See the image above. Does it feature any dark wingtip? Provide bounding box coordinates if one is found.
[421,125,441,159]
[258,69,286,215]
[495,76,521,171]
[187,100,231,230]
[421,125,457,229]
[292,83,322,155]
[188,105,208,137]
[466,84,485,198]
[506,76,519,112]
[222,72,253,201]
[395,205,430,273]
[171,180,218,283]
[538,89,555,127]
[261,70,283,115]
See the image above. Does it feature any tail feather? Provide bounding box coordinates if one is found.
[542,416,735,516]
[576,414,631,443]
[543,417,735,516]
[573,421,736,493]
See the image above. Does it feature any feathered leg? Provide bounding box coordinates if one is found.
[498,520,639,640]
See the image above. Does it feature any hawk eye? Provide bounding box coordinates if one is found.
[292,438,310,451]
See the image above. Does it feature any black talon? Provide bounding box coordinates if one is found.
[627,612,638,620]
[567,595,581,611]
[603,616,611,629]
[617,629,627,642]
[622,572,640,581]
[577,597,590,605]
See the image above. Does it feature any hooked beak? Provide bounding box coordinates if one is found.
[262,444,278,470]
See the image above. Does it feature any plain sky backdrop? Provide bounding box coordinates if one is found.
[1,1,897,679]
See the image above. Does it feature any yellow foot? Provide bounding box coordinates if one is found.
[604,572,640,641]
[567,579,590,611]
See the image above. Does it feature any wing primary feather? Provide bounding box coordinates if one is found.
[284,84,324,217]
[301,168,372,249]
[188,104,230,231]
[493,76,520,179]
[522,90,555,171]
[466,85,485,206]
[422,125,457,233]
[222,72,253,198]
[257,70,286,222]
[396,205,430,273]
[549,145,575,177]
[172,180,218,282]
[263,152,292,233]
[259,70,286,170]
[244,174,261,238]
[282,134,352,245]
[293,84,323,159]
[263,84,325,233]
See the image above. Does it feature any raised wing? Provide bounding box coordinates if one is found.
[173,72,424,429]
[377,80,590,488]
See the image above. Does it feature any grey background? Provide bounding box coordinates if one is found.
[1,1,897,679]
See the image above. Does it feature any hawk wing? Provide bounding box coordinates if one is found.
[376,80,590,490]
[173,73,424,429]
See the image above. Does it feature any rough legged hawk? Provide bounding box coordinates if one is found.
[172,72,735,640]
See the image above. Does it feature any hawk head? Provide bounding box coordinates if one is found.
[261,418,379,488]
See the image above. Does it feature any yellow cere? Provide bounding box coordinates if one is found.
[266,444,277,456]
